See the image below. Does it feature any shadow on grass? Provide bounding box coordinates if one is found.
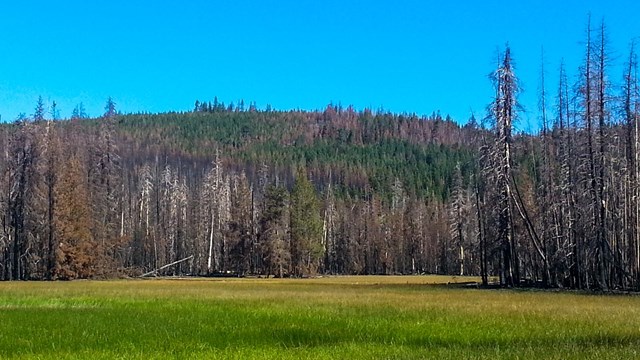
[404,332,640,350]
[251,324,640,351]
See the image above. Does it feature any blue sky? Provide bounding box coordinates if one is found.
[0,1,638,130]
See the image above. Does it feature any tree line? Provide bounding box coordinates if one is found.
[0,95,478,280]
[0,117,451,279]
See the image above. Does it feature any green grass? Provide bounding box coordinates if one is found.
[0,276,639,359]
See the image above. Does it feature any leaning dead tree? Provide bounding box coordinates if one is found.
[139,255,194,278]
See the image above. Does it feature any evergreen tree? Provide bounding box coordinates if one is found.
[50,101,59,121]
[104,97,117,118]
[71,103,87,120]
[33,96,46,122]
[289,167,323,276]
[259,185,289,277]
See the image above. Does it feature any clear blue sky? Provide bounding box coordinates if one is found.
[0,1,638,130]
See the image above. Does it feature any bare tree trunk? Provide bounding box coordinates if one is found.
[475,178,488,286]
[207,208,215,273]
[492,46,519,287]
[624,42,640,289]
[140,255,194,277]
[596,20,610,290]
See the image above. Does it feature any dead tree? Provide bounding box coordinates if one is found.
[491,46,519,286]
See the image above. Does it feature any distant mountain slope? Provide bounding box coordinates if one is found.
[115,107,475,201]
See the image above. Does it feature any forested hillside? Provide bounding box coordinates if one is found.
[0,99,478,281]
[1,19,639,291]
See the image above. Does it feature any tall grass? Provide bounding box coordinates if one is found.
[0,276,638,359]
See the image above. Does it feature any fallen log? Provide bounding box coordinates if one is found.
[139,255,194,278]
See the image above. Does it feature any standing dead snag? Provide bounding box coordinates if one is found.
[490,45,518,286]
[623,41,640,289]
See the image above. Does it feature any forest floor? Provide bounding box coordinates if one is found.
[0,275,639,359]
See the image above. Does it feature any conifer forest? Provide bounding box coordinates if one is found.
[2,19,639,292]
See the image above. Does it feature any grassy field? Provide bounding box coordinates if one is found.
[0,276,639,359]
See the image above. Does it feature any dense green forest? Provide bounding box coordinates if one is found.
[1,19,639,291]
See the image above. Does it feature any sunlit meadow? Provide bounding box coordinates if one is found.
[1,276,639,359]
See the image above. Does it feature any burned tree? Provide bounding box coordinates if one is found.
[489,46,519,286]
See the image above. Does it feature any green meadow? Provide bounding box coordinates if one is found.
[0,276,639,359]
